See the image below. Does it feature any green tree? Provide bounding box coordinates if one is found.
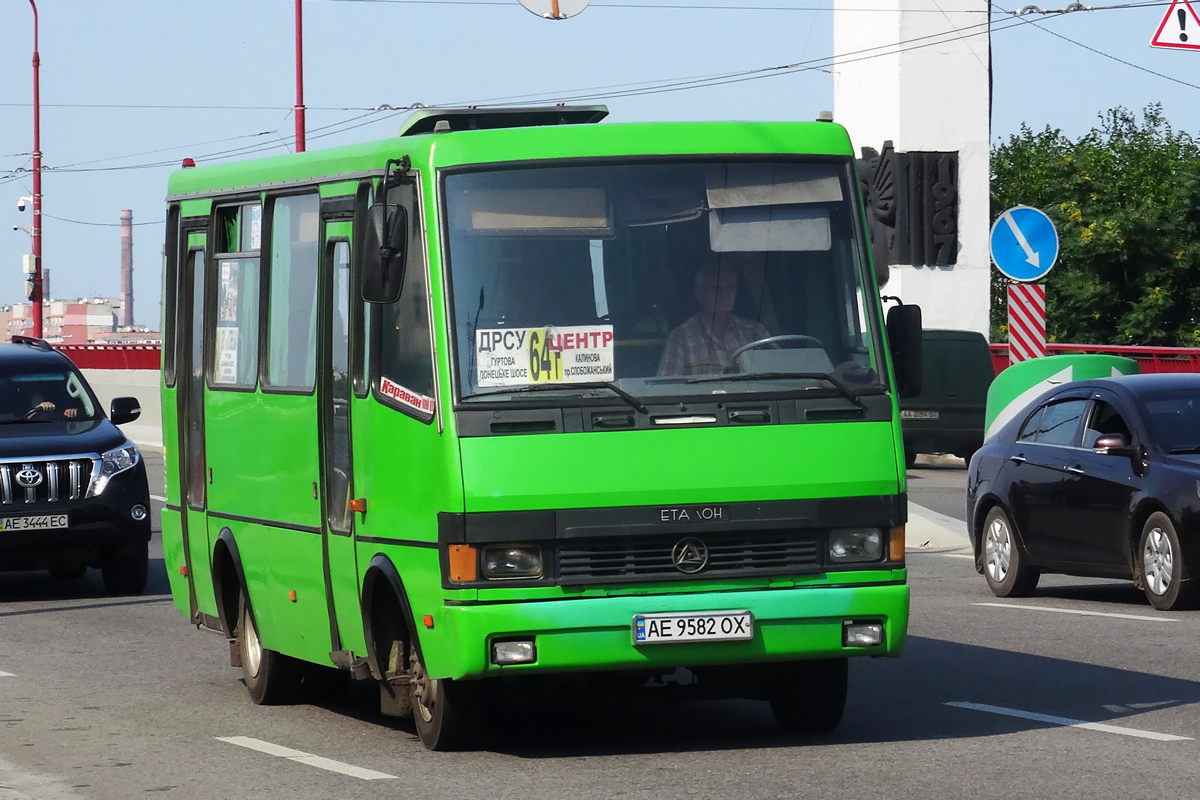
[990,105,1200,346]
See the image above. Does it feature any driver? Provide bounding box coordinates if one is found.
[657,258,770,376]
[27,388,79,420]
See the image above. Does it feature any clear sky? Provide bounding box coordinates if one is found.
[0,0,1193,328]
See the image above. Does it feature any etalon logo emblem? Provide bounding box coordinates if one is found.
[671,537,709,574]
[15,465,42,488]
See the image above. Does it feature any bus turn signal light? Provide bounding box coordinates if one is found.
[349,498,366,513]
[180,565,188,577]
[448,545,477,583]
[889,526,905,562]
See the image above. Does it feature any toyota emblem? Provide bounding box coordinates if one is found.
[15,465,43,488]
[671,537,709,574]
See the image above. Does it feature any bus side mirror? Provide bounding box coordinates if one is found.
[886,303,923,398]
[361,203,408,304]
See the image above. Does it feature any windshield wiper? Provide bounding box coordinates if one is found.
[465,381,648,415]
[684,371,867,410]
[1169,445,1200,454]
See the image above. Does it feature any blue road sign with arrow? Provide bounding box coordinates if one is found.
[990,205,1059,282]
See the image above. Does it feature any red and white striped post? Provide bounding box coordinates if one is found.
[1007,283,1046,365]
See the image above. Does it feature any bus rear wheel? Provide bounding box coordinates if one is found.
[410,656,481,751]
[768,658,848,735]
[238,589,301,705]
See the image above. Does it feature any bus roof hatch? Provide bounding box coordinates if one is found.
[398,105,609,137]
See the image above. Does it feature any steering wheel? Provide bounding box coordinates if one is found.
[25,406,55,421]
[729,334,825,365]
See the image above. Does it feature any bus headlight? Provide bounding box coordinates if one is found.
[87,440,140,497]
[829,528,884,563]
[481,546,543,580]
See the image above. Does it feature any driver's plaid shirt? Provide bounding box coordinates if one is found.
[657,313,771,376]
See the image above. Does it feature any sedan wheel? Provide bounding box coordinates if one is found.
[1143,527,1173,597]
[1139,512,1198,611]
[981,507,1039,597]
[985,516,1012,583]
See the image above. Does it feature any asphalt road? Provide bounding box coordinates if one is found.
[2,456,1198,799]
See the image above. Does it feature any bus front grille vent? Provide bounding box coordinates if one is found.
[557,531,821,584]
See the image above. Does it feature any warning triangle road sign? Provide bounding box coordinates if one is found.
[1151,0,1200,50]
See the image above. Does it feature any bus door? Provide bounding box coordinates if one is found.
[318,216,366,657]
[177,232,215,622]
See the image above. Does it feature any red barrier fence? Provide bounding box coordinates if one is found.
[31,340,1200,377]
[989,343,1200,376]
[54,344,161,370]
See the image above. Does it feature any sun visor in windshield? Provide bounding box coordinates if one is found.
[705,164,843,209]
[449,186,612,237]
[709,206,832,252]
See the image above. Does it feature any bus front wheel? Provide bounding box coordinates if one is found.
[238,589,301,705]
[768,658,848,735]
[410,655,481,751]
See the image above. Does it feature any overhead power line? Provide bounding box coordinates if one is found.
[43,213,165,227]
[992,2,1200,91]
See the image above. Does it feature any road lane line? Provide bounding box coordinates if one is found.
[974,602,1177,623]
[946,701,1193,741]
[0,671,13,677]
[150,494,167,502]
[217,736,395,780]
[289,755,398,780]
[942,553,975,559]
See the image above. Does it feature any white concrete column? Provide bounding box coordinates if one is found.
[834,0,992,337]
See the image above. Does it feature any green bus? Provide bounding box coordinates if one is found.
[160,106,921,750]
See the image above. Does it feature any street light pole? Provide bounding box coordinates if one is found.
[294,0,306,152]
[28,0,43,338]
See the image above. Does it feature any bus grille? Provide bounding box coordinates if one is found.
[0,458,96,504]
[557,531,822,585]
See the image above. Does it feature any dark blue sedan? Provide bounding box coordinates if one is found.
[967,373,1200,610]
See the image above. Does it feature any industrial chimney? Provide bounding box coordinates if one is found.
[119,209,133,327]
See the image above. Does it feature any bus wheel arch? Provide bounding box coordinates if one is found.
[212,528,246,639]
[361,555,422,711]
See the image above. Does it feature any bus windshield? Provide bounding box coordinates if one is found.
[444,159,882,404]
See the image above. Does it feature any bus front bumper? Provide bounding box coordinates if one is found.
[425,581,909,680]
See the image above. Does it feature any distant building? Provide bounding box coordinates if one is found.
[4,298,121,344]
[90,329,162,345]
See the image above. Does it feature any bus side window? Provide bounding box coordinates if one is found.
[265,193,321,391]
[163,205,180,387]
[210,202,262,389]
[376,188,435,419]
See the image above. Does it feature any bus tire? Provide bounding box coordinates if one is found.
[237,588,301,705]
[769,658,848,735]
[101,542,148,595]
[410,654,482,751]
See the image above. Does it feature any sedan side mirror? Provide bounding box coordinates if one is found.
[110,396,141,425]
[1093,433,1135,457]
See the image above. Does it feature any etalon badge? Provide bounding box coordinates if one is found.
[671,537,709,574]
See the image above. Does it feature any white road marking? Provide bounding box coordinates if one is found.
[975,602,1177,623]
[942,553,976,559]
[946,701,1193,741]
[217,736,395,780]
[150,494,167,502]
[0,671,13,677]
